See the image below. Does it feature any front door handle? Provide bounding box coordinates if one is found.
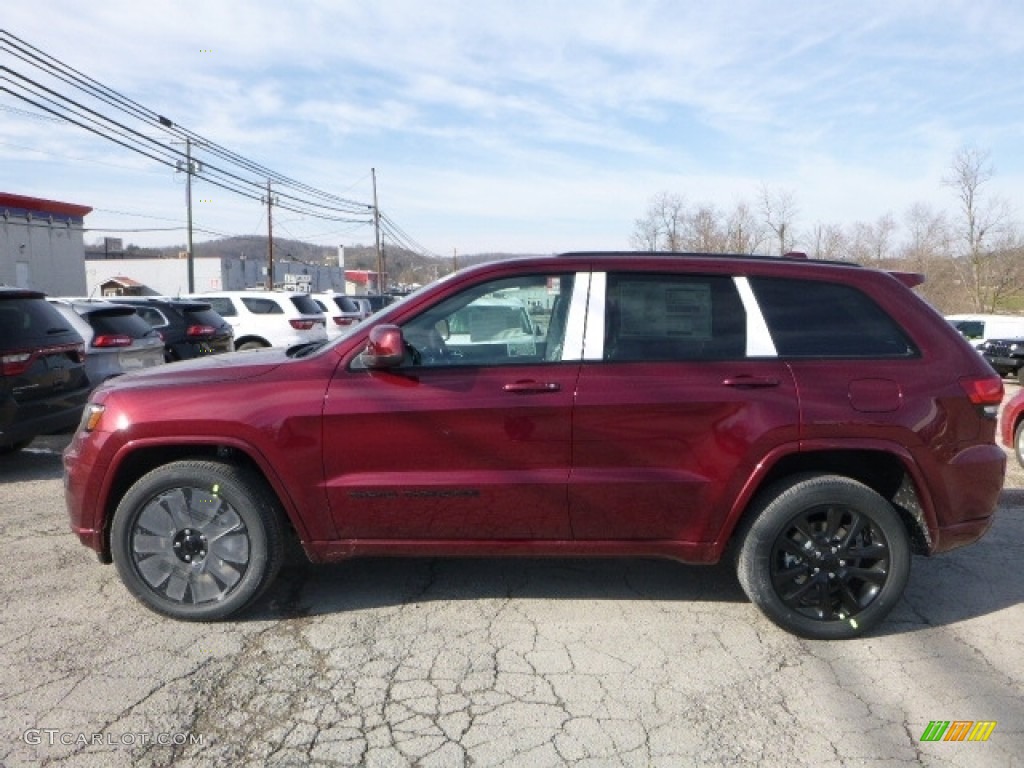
[503,380,561,394]
[722,375,780,389]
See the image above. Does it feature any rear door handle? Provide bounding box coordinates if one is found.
[722,375,780,389]
[503,380,561,394]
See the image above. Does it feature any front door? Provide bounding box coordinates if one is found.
[323,271,586,540]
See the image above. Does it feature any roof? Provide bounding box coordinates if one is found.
[101,276,147,289]
[0,192,92,219]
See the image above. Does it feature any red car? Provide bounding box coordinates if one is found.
[64,253,1005,639]
[1000,387,1024,466]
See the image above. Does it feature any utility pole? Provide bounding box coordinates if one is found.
[173,137,201,292]
[453,247,458,273]
[372,167,383,295]
[263,181,276,290]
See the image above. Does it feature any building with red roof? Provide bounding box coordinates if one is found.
[0,192,91,295]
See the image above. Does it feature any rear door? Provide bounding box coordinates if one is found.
[570,270,799,543]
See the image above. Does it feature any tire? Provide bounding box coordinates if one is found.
[1015,421,1024,469]
[0,439,33,455]
[110,460,284,621]
[237,340,268,351]
[736,474,911,640]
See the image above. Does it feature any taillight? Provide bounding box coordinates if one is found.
[960,375,1004,418]
[333,316,354,326]
[1,351,33,376]
[92,335,132,348]
[290,319,315,330]
[186,324,216,338]
[1,342,83,374]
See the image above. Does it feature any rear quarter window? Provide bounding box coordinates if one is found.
[205,297,238,317]
[750,277,918,358]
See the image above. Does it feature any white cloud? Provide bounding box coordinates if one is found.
[3,1,1024,254]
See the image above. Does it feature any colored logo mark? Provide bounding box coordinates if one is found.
[920,721,996,742]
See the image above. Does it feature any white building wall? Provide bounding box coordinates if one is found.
[86,258,225,297]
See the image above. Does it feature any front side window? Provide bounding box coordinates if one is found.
[603,273,746,361]
[400,274,576,367]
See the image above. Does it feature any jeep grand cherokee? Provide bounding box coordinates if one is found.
[63,253,1006,639]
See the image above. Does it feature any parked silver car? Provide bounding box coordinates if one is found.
[49,299,166,384]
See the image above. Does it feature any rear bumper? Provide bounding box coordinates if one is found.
[928,443,1005,553]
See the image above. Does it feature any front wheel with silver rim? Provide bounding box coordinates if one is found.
[110,460,284,620]
[736,474,911,640]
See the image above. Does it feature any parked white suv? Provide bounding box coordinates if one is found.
[311,292,371,339]
[192,291,327,350]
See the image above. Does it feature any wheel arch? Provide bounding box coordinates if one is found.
[234,335,271,350]
[723,446,933,558]
[96,440,307,562]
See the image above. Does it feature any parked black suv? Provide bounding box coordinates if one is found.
[106,297,234,362]
[1,287,90,453]
[978,337,1024,384]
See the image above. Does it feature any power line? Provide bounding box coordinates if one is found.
[1,30,435,253]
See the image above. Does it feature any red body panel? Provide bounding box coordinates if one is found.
[64,254,1005,567]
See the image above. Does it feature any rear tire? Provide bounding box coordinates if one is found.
[1014,421,1024,469]
[110,460,284,620]
[736,474,911,640]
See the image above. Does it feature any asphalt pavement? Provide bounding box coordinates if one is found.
[1,420,1022,767]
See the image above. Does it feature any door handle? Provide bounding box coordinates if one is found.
[503,380,561,393]
[722,375,780,389]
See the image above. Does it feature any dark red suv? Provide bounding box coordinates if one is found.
[64,254,1006,638]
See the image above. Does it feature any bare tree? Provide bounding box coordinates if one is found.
[943,147,1015,311]
[685,204,726,252]
[808,222,847,260]
[758,185,799,255]
[630,192,688,252]
[725,201,765,254]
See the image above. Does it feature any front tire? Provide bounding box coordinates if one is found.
[110,460,284,620]
[736,474,911,640]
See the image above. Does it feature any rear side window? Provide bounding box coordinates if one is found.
[241,297,283,315]
[288,294,322,314]
[750,277,917,358]
[604,274,746,361]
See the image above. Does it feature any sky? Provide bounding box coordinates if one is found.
[2,1,1024,258]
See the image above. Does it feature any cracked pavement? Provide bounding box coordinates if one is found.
[2,425,1023,767]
